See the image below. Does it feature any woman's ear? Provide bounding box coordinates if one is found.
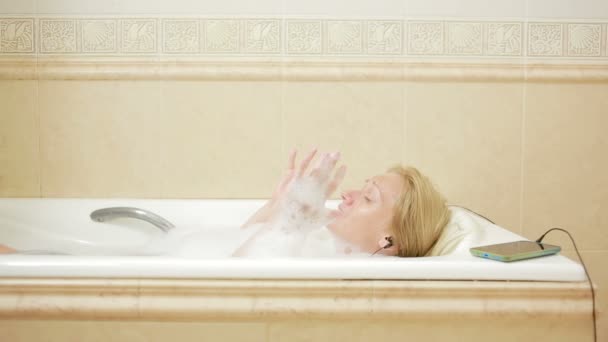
[378,235,397,255]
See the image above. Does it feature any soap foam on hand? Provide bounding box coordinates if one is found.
[236,177,332,258]
[278,177,332,233]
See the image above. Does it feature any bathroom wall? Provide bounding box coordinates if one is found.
[0,0,607,339]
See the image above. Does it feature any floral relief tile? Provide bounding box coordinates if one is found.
[162,19,199,53]
[408,21,444,55]
[528,23,563,56]
[121,19,157,53]
[1,16,608,60]
[326,20,363,54]
[40,19,77,53]
[566,23,601,57]
[81,19,117,53]
[367,20,402,54]
[486,22,522,56]
[287,20,322,54]
[204,19,239,53]
[447,22,482,55]
[0,18,34,53]
[243,19,280,53]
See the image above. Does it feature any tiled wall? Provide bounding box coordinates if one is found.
[1,80,606,236]
[1,1,607,339]
[2,77,606,338]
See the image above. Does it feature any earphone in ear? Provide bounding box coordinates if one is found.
[371,236,395,256]
[383,236,394,249]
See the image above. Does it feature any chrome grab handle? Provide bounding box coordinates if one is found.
[90,207,175,233]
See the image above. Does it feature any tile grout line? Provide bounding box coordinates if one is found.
[402,71,408,167]
[35,0,40,199]
[520,3,528,238]
[36,61,42,198]
[520,82,527,237]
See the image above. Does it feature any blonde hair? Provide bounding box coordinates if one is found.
[388,166,451,257]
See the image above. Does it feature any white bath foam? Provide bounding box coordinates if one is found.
[299,226,369,258]
[235,177,343,258]
[279,177,332,233]
[141,224,260,258]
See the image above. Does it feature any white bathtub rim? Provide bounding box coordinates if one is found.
[0,254,587,282]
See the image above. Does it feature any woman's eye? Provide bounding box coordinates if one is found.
[364,196,372,202]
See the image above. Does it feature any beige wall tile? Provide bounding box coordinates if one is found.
[0,81,39,197]
[39,80,283,198]
[268,317,592,342]
[159,81,282,198]
[39,80,164,197]
[561,249,608,342]
[1,320,266,342]
[582,251,608,342]
[522,83,608,250]
[283,82,404,197]
[405,82,524,232]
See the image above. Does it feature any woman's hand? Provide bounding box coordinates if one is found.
[241,148,346,228]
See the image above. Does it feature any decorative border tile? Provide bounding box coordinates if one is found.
[244,19,281,54]
[326,20,363,54]
[528,23,563,56]
[204,19,239,53]
[485,22,522,56]
[121,19,157,54]
[0,17,606,60]
[447,22,482,55]
[408,21,444,55]
[40,19,77,53]
[81,19,117,53]
[287,20,322,54]
[162,19,199,54]
[0,18,34,53]
[367,20,402,54]
[567,23,601,57]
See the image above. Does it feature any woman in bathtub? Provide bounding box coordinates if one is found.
[233,148,451,257]
[0,149,451,257]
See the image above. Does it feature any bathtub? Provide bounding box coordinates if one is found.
[0,198,594,342]
[0,198,585,281]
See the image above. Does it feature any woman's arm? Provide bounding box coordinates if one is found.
[234,149,346,257]
[240,148,319,229]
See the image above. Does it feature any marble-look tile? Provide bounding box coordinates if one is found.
[582,251,608,342]
[0,0,35,14]
[268,317,591,342]
[159,81,282,198]
[559,250,608,342]
[284,0,405,17]
[406,0,526,18]
[526,0,608,19]
[405,82,524,232]
[0,80,39,197]
[39,80,164,197]
[522,83,608,250]
[282,82,404,198]
[1,320,266,342]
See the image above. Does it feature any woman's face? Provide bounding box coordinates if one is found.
[327,172,404,254]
